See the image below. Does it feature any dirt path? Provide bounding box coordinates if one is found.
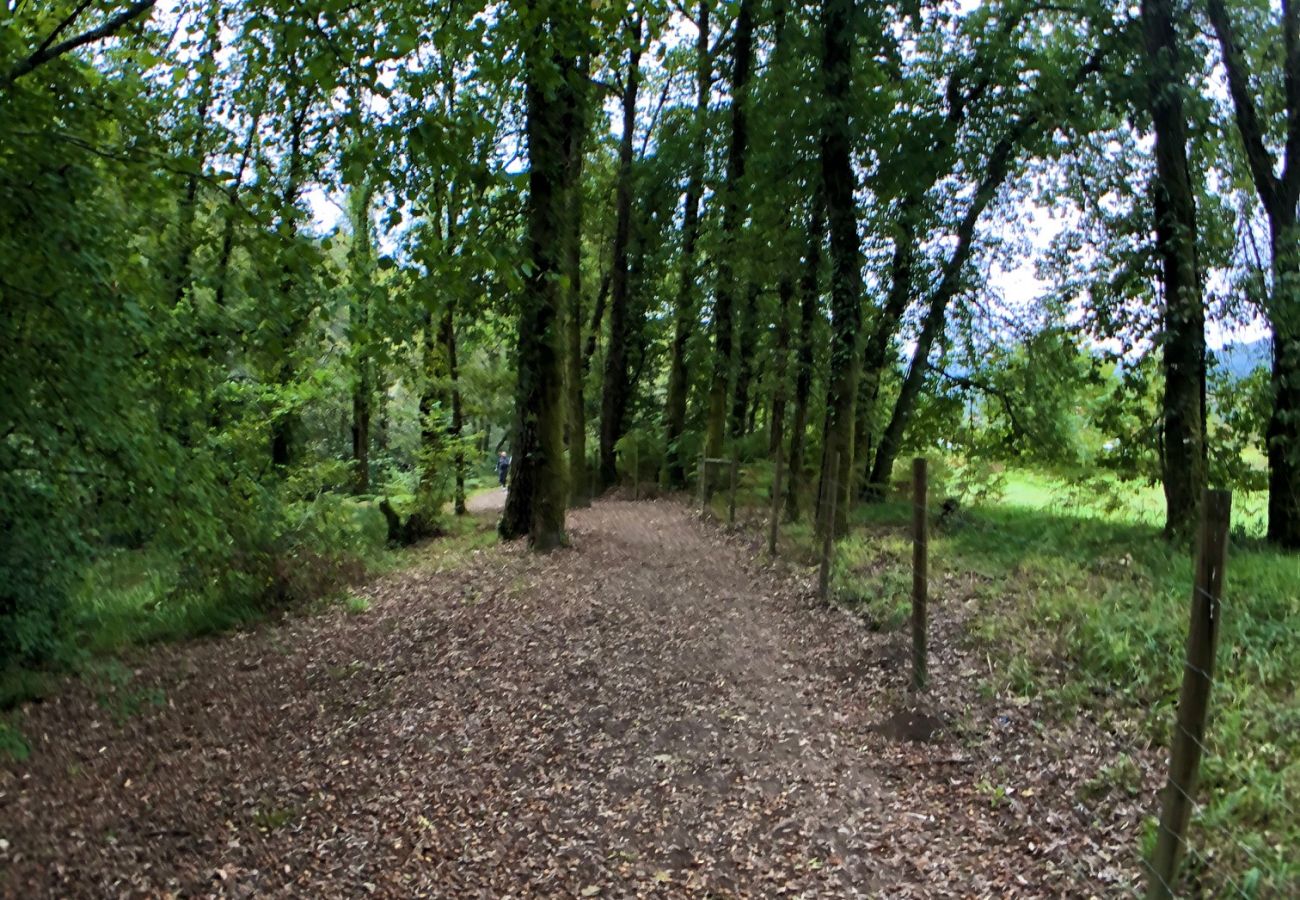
[0,500,1141,897]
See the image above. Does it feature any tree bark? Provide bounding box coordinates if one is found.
[582,270,611,375]
[3,0,157,87]
[769,273,794,459]
[815,0,865,538]
[730,283,761,440]
[1143,0,1207,539]
[662,0,711,489]
[704,0,755,486]
[599,16,643,489]
[171,1,221,313]
[499,0,586,549]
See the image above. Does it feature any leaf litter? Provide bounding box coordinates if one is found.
[0,499,1152,897]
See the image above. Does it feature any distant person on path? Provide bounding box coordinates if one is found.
[497,450,510,487]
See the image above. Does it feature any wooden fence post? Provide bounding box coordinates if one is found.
[633,440,640,501]
[818,451,839,602]
[768,442,785,556]
[728,446,739,526]
[698,448,707,516]
[912,457,929,692]
[1146,489,1232,900]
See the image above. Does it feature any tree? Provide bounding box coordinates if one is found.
[1142,0,1207,538]
[703,0,755,486]
[815,0,865,537]
[1208,0,1300,548]
[599,15,644,489]
[500,0,590,549]
[661,0,712,490]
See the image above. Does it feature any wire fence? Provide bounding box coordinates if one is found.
[684,452,1293,899]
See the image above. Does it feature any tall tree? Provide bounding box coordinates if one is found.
[1142,0,1206,537]
[347,180,377,494]
[869,37,1112,490]
[704,0,755,485]
[1208,0,1300,548]
[816,0,865,536]
[500,0,588,549]
[786,198,824,522]
[661,0,712,490]
[599,14,644,489]
[564,56,592,506]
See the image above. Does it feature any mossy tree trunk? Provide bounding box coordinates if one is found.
[500,0,587,550]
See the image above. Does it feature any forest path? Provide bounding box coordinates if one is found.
[1,500,1120,898]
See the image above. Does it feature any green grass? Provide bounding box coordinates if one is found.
[824,466,1300,895]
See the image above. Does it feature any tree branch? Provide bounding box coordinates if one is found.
[3,0,157,88]
[928,364,1030,444]
[1207,0,1283,221]
[34,0,95,58]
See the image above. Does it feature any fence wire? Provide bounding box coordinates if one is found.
[689,457,1290,899]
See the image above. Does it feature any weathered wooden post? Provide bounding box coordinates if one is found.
[728,445,739,526]
[1147,489,1232,900]
[768,443,785,556]
[698,448,707,516]
[818,451,839,602]
[633,439,640,501]
[911,457,929,692]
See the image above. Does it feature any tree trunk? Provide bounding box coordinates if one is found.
[662,0,711,489]
[786,199,824,522]
[500,0,585,550]
[730,283,761,440]
[565,57,591,507]
[704,0,755,486]
[270,94,310,470]
[599,17,643,489]
[1208,0,1300,547]
[769,272,795,459]
[815,0,864,538]
[348,183,376,495]
[582,270,611,375]
[418,307,444,511]
[858,200,918,495]
[1267,220,1300,547]
[212,104,261,321]
[1143,0,1207,539]
[440,308,466,515]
